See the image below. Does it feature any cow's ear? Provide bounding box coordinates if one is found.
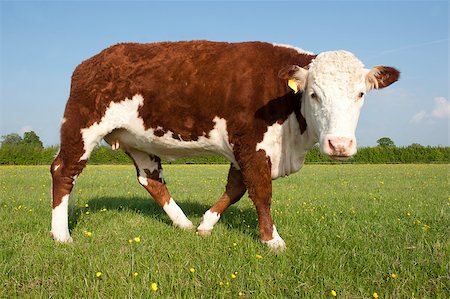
[366,66,400,90]
[278,65,308,94]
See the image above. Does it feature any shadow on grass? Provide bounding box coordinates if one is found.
[69,196,259,240]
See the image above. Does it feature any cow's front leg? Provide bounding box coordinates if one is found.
[240,151,286,252]
[250,187,286,252]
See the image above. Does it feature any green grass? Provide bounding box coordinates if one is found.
[1,164,448,298]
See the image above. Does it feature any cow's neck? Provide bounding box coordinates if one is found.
[256,111,316,179]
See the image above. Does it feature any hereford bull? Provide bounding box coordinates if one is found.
[51,41,399,251]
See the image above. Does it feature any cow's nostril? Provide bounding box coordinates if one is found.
[328,139,335,151]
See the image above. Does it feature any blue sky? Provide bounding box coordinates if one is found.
[1,0,448,147]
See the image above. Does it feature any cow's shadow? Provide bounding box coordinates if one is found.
[69,196,259,239]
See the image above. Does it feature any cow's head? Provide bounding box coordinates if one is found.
[279,51,399,160]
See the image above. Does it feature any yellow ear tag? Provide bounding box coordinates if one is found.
[288,79,298,93]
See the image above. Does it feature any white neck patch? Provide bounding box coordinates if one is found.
[256,113,315,179]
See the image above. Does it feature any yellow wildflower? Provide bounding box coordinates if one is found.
[219,281,224,287]
[128,239,133,244]
[233,242,237,247]
[239,291,244,296]
[95,271,102,278]
[190,267,195,273]
[331,290,337,297]
[256,254,263,259]
[390,273,397,279]
[85,203,89,208]
[133,272,138,277]
[134,237,141,243]
[84,231,92,237]
[85,211,90,215]
[151,282,158,291]
[231,272,237,279]
[373,292,379,299]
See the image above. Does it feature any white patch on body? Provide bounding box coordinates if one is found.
[79,95,145,161]
[197,210,221,232]
[256,113,315,179]
[272,43,314,55]
[80,94,236,164]
[53,164,60,172]
[262,225,286,251]
[163,198,194,229]
[51,195,72,242]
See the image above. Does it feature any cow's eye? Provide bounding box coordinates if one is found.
[357,92,365,99]
[310,92,318,100]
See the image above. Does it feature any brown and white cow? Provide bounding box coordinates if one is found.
[51,41,399,251]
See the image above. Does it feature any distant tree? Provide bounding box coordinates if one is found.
[410,143,424,148]
[377,137,395,147]
[23,131,44,149]
[1,133,23,147]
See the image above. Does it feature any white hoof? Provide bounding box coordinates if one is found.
[197,210,220,233]
[174,219,194,230]
[50,231,73,243]
[163,198,194,230]
[262,225,286,253]
[262,238,286,253]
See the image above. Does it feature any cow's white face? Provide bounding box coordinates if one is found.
[280,50,399,160]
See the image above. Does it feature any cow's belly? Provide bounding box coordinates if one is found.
[80,94,237,164]
[106,122,236,163]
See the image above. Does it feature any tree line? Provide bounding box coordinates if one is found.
[0,132,448,165]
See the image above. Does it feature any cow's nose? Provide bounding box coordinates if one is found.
[326,136,355,157]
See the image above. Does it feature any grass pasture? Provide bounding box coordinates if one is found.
[0,164,448,298]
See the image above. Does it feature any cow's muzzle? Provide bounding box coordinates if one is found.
[322,135,357,160]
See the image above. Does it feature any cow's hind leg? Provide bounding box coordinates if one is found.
[51,110,109,242]
[51,153,86,242]
[50,121,96,242]
[197,165,247,235]
[127,149,194,229]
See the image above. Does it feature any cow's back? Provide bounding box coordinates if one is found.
[66,41,314,144]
